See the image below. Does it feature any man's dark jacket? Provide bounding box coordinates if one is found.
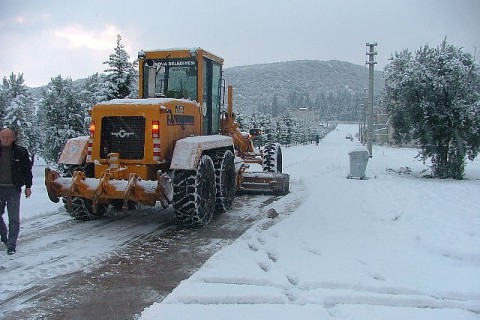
[0,142,33,190]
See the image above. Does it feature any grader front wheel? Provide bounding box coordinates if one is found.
[262,143,283,173]
[63,197,108,221]
[111,200,139,212]
[172,155,216,227]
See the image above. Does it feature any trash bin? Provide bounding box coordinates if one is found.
[348,148,369,179]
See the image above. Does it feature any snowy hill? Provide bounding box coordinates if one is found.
[224,60,384,115]
[140,124,480,320]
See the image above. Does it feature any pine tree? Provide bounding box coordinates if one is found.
[276,113,295,147]
[37,75,87,164]
[0,73,36,155]
[103,34,137,100]
[0,82,7,124]
[263,115,277,143]
[271,94,279,117]
[384,40,480,179]
[254,113,270,147]
[79,73,109,132]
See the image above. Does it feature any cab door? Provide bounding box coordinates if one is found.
[202,58,222,135]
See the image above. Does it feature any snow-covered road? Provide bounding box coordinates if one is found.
[0,195,172,315]
[0,155,299,319]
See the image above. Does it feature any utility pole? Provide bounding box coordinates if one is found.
[366,43,377,158]
[361,88,367,144]
[358,103,363,143]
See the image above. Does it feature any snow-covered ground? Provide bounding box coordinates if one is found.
[140,124,480,320]
[3,124,479,319]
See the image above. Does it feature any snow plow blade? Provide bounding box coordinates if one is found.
[238,172,290,195]
[45,167,173,211]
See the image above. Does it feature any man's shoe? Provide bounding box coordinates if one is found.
[7,247,15,255]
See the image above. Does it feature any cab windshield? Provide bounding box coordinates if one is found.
[143,59,198,100]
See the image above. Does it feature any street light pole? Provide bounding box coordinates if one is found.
[366,43,377,158]
[358,103,363,142]
[362,88,367,144]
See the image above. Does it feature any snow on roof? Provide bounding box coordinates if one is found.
[348,146,369,155]
[142,47,202,53]
[99,98,197,106]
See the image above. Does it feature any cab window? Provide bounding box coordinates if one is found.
[143,59,197,100]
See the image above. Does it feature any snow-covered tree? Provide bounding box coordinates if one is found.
[0,73,37,155]
[271,94,279,118]
[103,34,137,100]
[79,73,109,132]
[384,40,480,179]
[263,116,278,143]
[254,113,271,147]
[236,108,325,148]
[0,83,6,123]
[294,119,311,145]
[37,75,87,164]
[276,113,294,147]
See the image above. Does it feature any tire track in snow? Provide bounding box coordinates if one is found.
[1,193,287,320]
[181,276,480,315]
[0,205,174,317]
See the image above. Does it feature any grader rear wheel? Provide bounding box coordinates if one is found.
[212,149,236,214]
[172,155,216,227]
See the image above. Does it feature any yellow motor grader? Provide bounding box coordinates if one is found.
[45,48,289,226]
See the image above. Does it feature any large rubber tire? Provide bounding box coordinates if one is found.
[64,197,108,221]
[172,155,216,227]
[212,149,236,214]
[262,143,283,173]
[60,163,107,220]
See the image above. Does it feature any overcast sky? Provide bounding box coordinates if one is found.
[1,0,479,88]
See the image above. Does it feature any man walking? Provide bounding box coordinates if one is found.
[0,128,33,255]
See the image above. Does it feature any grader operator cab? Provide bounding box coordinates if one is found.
[45,48,289,227]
